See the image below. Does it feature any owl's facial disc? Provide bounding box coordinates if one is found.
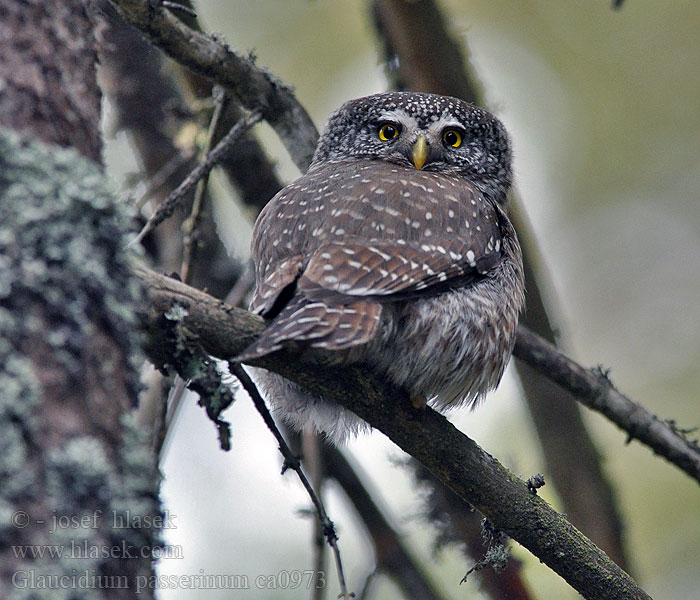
[375,109,472,171]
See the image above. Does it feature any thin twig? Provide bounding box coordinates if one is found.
[135,149,194,209]
[180,87,227,284]
[131,110,262,247]
[228,362,353,600]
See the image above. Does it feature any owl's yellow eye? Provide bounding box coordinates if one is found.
[378,123,401,141]
[442,129,462,148]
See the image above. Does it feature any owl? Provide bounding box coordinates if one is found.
[237,92,525,441]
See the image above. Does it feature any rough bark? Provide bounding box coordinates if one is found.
[0,0,102,162]
[0,2,160,597]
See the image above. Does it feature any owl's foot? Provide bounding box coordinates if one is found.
[411,395,428,409]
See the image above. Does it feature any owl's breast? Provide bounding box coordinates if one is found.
[364,228,524,409]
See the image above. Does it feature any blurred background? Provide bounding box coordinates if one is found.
[103,1,700,598]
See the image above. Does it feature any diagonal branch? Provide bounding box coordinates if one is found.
[229,363,352,600]
[107,0,318,171]
[513,328,700,482]
[136,263,681,600]
[137,263,699,485]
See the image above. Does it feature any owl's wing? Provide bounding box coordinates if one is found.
[237,237,502,362]
[238,204,507,361]
[249,255,304,316]
[236,295,382,361]
[298,235,501,302]
[241,251,383,361]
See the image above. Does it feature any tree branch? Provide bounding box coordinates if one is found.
[513,328,700,482]
[135,264,663,600]
[107,0,318,171]
[97,0,243,298]
[411,462,534,600]
[229,364,352,600]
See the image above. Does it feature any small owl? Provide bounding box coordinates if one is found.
[238,92,524,441]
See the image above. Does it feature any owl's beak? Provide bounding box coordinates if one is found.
[412,136,428,170]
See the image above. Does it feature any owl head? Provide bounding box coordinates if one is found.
[311,92,513,202]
